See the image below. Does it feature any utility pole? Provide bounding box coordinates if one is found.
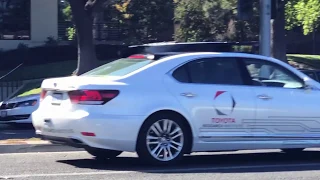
[259,0,271,56]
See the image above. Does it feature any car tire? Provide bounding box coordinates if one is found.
[281,148,304,154]
[85,147,122,159]
[136,113,191,165]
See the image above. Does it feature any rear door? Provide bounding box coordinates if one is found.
[164,56,257,149]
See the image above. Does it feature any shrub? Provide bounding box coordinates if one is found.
[0,44,128,70]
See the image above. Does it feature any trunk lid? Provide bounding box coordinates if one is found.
[39,76,126,111]
[41,76,126,91]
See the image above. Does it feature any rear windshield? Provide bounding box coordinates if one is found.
[81,58,154,77]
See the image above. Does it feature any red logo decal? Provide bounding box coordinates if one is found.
[214,91,226,100]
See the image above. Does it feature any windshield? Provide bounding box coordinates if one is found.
[81,58,154,77]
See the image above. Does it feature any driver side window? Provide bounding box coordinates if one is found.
[244,58,304,89]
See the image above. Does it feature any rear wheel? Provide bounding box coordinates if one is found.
[136,113,191,165]
[85,147,122,159]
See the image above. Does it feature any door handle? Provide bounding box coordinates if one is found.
[180,92,196,98]
[257,94,272,100]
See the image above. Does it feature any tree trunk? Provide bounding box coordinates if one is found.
[69,0,99,75]
[93,4,105,41]
[270,2,287,62]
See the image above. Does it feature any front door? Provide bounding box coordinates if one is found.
[242,57,320,147]
[164,57,257,150]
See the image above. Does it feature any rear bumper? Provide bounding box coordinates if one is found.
[32,109,147,152]
[38,134,88,149]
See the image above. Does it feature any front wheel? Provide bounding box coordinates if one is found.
[85,147,122,159]
[136,113,190,165]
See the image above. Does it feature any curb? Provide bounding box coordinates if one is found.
[0,140,50,145]
[0,143,82,154]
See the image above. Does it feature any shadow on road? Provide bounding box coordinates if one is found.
[0,123,34,130]
[58,150,320,173]
[0,124,35,140]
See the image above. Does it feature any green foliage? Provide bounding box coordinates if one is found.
[174,0,259,42]
[59,1,76,40]
[62,2,73,21]
[174,0,211,41]
[285,0,320,35]
[112,0,175,44]
[67,27,77,40]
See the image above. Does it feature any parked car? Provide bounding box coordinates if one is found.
[32,51,320,165]
[0,94,39,124]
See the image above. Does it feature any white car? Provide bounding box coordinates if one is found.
[0,94,40,124]
[32,52,320,165]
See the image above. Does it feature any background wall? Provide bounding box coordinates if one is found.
[0,0,58,51]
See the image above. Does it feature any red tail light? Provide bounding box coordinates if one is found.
[128,54,146,59]
[68,90,119,105]
[128,54,155,60]
[81,132,96,137]
[40,89,47,101]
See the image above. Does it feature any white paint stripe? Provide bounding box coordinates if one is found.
[2,163,320,178]
[1,171,132,178]
[0,151,86,156]
[147,163,320,173]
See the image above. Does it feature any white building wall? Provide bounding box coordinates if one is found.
[0,0,58,51]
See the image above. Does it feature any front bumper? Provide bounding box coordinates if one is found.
[0,106,35,123]
[0,114,31,123]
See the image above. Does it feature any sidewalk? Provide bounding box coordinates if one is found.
[0,138,50,145]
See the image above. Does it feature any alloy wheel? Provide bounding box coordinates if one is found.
[146,119,184,162]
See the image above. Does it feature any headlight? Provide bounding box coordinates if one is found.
[15,100,38,107]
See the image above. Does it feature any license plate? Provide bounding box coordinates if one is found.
[0,111,7,118]
[51,93,63,105]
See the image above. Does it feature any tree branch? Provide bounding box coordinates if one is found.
[84,0,106,12]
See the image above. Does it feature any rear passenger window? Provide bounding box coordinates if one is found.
[172,66,189,83]
[172,57,244,85]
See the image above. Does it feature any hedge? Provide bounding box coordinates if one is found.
[0,44,128,71]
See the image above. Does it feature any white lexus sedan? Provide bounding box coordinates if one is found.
[32,52,320,165]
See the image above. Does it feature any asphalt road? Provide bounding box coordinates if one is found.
[0,124,35,140]
[3,150,320,180]
[3,124,320,179]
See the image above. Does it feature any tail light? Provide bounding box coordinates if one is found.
[40,89,47,101]
[68,90,119,105]
[128,54,155,60]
